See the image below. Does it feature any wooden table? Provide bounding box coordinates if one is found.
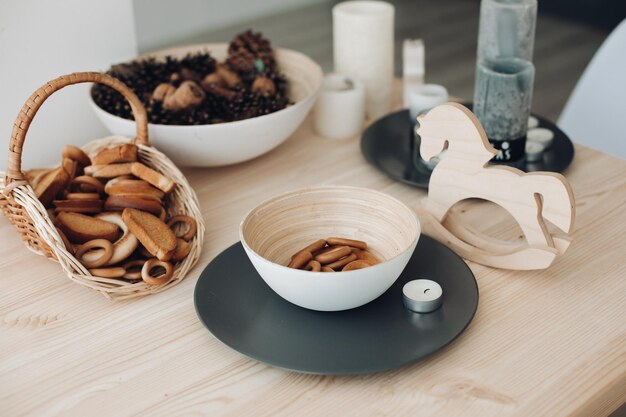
[2,86,625,416]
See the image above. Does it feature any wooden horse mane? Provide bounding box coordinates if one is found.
[417,102,497,167]
[417,103,576,270]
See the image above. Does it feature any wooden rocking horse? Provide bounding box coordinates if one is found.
[416,103,575,270]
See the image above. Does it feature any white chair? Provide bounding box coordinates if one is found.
[558,19,626,159]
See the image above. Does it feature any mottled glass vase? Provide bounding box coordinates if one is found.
[473,0,537,163]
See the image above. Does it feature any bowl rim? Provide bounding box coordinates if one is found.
[89,43,324,129]
[239,185,421,276]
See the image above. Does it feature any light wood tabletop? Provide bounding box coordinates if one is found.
[1,83,625,417]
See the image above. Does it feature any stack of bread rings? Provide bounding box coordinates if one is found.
[26,143,197,286]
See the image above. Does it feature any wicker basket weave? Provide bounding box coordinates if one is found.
[0,72,204,300]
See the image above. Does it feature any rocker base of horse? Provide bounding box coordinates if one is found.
[418,209,572,270]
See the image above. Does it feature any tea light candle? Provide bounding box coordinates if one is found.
[314,74,365,140]
[402,279,443,313]
[525,140,544,162]
[333,1,394,120]
[408,84,449,123]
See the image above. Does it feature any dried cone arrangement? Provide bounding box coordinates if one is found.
[0,72,204,300]
[92,29,289,125]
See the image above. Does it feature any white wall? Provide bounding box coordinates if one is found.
[133,0,323,52]
[0,0,137,169]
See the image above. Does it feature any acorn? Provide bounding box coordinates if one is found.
[163,81,205,112]
[252,76,276,96]
[152,83,176,101]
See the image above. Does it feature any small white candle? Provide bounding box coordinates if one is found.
[409,84,448,123]
[402,279,443,313]
[314,74,365,140]
[333,1,395,120]
[403,39,425,107]
[527,127,554,148]
[528,116,539,129]
[525,140,544,162]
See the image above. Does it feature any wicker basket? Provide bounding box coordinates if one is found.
[0,72,204,300]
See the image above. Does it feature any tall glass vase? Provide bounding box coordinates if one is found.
[473,0,537,164]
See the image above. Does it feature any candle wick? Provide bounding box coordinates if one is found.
[424,288,430,293]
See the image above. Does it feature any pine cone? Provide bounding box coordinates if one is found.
[226,50,258,82]
[228,30,273,58]
[228,30,276,73]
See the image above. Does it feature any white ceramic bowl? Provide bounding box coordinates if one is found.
[90,43,323,167]
[240,186,421,311]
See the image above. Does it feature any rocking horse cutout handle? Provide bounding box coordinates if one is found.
[416,102,575,270]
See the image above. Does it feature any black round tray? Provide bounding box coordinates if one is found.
[194,236,479,375]
[361,104,575,189]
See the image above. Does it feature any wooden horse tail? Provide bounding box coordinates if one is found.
[530,172,576,234]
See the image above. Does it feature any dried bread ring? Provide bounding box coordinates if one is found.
[171,239,191,262]
[35,167,70,207]
[80,212,139,266]
[297,239,326,256]
[84,163,134,178]
[314,246,351,264]
[326,237,367,250]
[122,259,146,280]
[141,259,173,285]
[288,250,312,269]
[70,176,104,194]
[342,260,372,271]
[53,199,103,214]
[325,253,357,270]
[88,267,126,279]
[92,144,138,165]
[62,157,79,182]
[75,239,114,268]
[66,193,101,200]
[62,145,91,167]
[352,249,381,265]
[305,260,321,272]
[104,178,164,200]
[167,215,197,241]
[104,195,163,216]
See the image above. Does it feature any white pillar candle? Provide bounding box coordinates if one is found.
[313,74,365,140]
[403,39,425,107]
[402,279,443,313]
[408,84,449,122]
[333,1,394,120]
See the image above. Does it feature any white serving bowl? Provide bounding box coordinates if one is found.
[90,43,323,167]
[240,186,421,311]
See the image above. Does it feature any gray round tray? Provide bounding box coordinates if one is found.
[361,105,575,189]
[194,236,479,375]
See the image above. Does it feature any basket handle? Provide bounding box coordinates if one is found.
[6,72,148,184]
